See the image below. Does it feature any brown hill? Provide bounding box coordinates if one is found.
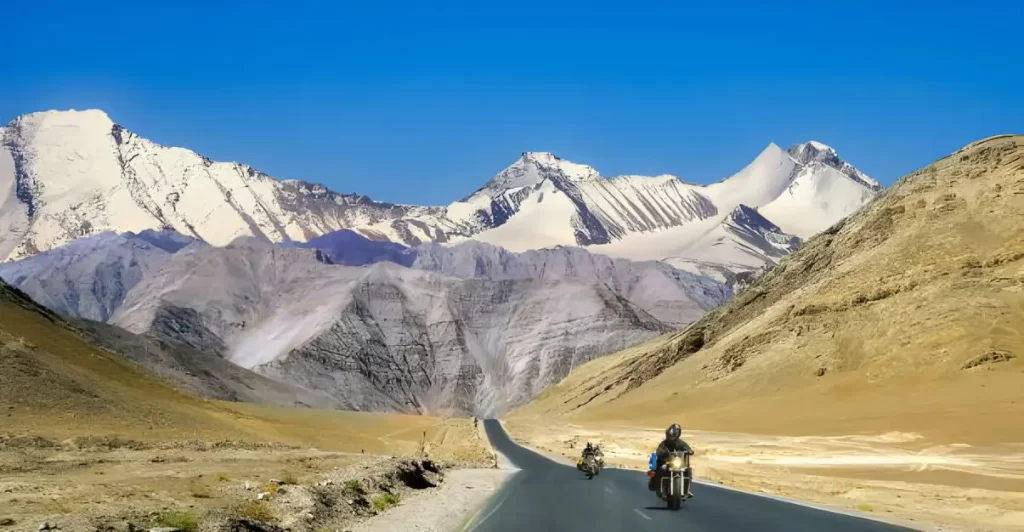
[513,135,1024,445]
[0,279,483,458]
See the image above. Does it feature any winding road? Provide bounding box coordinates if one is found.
[463,420,915,531]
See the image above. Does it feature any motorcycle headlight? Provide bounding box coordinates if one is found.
[669,457,682,469]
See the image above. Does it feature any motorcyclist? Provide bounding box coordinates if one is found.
[649,423,694,497]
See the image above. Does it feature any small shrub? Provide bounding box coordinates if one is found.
[856,504,874,512]
[155,511,199,532]
[281,470,299,485]
[234,500,277,523]
[344,480,365,494]
[216,472,231,482]
[371,492,400,512]
[189,481,213,499]
[47,500,73,514]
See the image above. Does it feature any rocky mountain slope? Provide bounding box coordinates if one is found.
[513,135,1024,444]
[285,232,728,326]
[70,318,341,408]
[100,240,714,415]
[0,229,199,321]
[1,109,881,277]
[0,227,727,413]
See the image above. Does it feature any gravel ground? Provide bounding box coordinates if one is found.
[346,468,512,532]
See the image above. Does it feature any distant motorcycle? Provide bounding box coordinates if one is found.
[648,450,692,510]
[581,453,599,479]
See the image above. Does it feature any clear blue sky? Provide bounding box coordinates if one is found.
[6,1,1022,205]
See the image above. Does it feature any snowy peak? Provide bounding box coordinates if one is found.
[726,204,783,234]
[787,141,881,190]
[13,108,115,134]
[521,151,602,183]
[470,151,601,199]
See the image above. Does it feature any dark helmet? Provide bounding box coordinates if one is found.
[666,423,682,441]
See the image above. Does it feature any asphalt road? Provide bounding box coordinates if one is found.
[464,419,916,532]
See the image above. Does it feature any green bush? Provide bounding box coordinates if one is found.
[234,500,276,523]
[371,492,400,511]
[154,511,199,532]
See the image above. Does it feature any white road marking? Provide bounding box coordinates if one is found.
[634,508,652,521]
[467,490,512,532]
[604,485,614,494]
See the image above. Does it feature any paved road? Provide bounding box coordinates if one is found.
[464,419,916,532]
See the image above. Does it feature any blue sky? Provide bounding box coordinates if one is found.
[6,1,1022,205]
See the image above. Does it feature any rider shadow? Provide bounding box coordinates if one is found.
[643,506,684,511]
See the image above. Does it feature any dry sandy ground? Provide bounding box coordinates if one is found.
[504,416,1024,531]
[0,417,497,532]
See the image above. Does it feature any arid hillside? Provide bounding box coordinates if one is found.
[0,278,486,459]
[1,279,495,530]
[513,135,1024,444]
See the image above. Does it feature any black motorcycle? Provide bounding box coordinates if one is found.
[653,450,692,510]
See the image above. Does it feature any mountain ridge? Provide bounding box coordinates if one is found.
[1,109,881,277]
[0,228,729,414]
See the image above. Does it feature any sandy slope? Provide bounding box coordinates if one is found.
[509,135,1024,530]
[0,279,494,529]
[0,280,483,455]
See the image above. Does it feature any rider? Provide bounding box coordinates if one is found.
[582,441,596,458]
[649,423,694,497]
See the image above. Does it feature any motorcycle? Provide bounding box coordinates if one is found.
[648,450,692,510]
[581,453,599,479]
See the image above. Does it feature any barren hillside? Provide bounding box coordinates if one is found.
[513,135,1024,445]
[0,278,485,458]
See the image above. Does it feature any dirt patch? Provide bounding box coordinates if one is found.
[0,440,490,532]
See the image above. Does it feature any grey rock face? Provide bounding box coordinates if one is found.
[280,230,732,327]
[71,319,341,409]
[254,266,672,416]
[0,228,729,414]
[0,230,200,321]
[721,205,802,264]
[409,241,730,327]
[102,241,685,415]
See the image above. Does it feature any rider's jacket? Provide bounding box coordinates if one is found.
[655,438,693,465]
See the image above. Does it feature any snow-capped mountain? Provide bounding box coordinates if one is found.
[0,109,882,277]
[0,110,466,261]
